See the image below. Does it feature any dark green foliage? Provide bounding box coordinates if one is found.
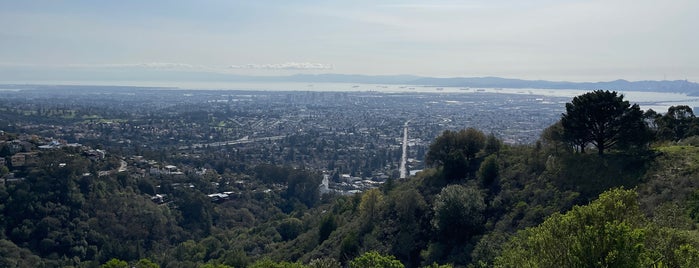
[470,232,509,266]
[384,188,430,267]
[421,184,486,264]
[340,232,360,261]
[2,151,93,261]
[219,248,249,268]
[687,190,699,222]
[175,188,214,236]
[0,143,12,157]
[318,214,337,244]
[484,133,501,156]
[656,105,699,141]
[561,90,649,155]
[0,239,43,267]
[433,185,485,239]
[137,178,157,195]
[278,218,305,241]
[88,192,182,262]
[286,169,322,209]
[0,148,199,266]
[426,128,486,181]
[477,155,499,192]
[254,164,322,210]
[255,164,290,184]
[549,153,651,202]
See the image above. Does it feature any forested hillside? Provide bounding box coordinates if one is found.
[3,90,699,267]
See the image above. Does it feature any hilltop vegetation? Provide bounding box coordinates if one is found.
[3,90,699,267]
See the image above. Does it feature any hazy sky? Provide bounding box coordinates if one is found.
[1,0,698,82]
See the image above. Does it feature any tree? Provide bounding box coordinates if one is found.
[318,214,337,244]
[657,105,698,141]
[173,240,206,263]
[101,258,129,268]
[644,109,661,131]
[340,232,360,261]
[432,185,485,243]
[286,169,322,208]
[134,258,160,268]
[477,155,499,191]
[359,189,384,230]
[460,128,487,160]
[174,189,213,235]
[277,218,304,241]
[561,90,647,155]
[349,251,404,268]
[540,121,568,154]
[426,128,486,180]
[385,188,429,267]
[0,239,43,267]
[484,133,501,156]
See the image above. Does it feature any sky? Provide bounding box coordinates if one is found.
[1,0,698,83]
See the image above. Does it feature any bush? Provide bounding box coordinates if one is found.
[349,251,404,268]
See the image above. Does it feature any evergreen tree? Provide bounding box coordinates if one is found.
[561,90,648,155]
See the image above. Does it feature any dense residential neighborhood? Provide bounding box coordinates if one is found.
[0,86,565,192]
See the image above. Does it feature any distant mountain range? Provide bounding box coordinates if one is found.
[181,73,699,94]
[280,74,699,95]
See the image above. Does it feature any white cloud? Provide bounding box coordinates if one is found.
[230,62,333,70]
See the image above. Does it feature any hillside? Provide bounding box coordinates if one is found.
[4,131,699,267]
[259,141,699,267]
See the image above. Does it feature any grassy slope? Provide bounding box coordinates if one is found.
[639,146,699,219]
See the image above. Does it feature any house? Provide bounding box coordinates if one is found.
[208,193,231,203]
[38,140,62,149]
[11,154,25,167]
[2,173,24,185]
[164,165,177,174]
[85,149,106,161]
[10,152,38,167]
[151,194,167,204]
[10,153,31,167]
